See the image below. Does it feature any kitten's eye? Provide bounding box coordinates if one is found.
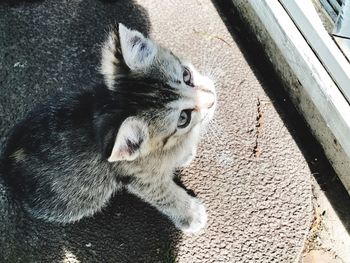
[177,109,192,128]
[183,67,193,86]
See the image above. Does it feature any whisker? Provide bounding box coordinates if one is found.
[208,125,221,144]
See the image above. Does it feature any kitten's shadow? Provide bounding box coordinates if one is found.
[0,0,180,262]
[1,183,178,263]
[174,169,197,198]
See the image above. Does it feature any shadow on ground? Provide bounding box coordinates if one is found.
[0,1,180,262]
[212,0,350,234]
[0,183,178,263]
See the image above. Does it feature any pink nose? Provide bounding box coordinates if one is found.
[196,89,216,109]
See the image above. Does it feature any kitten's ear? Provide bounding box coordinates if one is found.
[100,24,156,89]
[100,28,126,90]
[108,117,149,162]
[118,23,157,71]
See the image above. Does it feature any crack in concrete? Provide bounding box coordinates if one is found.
[253,97,262,157]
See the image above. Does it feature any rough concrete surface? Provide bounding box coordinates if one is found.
[300,167,350,263]
[219,1,350,262]
[301,178,350,263]
[0,0,313,262]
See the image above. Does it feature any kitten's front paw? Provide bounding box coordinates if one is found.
[175,198,207,234]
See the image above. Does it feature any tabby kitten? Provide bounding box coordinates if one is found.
[1,24,216,233]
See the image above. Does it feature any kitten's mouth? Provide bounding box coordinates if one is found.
[208,100,215,109]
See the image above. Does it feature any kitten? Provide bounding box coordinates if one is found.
[0,24,216,233]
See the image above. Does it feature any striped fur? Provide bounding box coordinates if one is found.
[1,23,216,233]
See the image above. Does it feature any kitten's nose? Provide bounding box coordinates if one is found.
[196,89,216,110]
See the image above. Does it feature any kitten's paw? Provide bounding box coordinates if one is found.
[175,198,207,234]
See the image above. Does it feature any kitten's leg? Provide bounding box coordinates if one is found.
[177,126,201,167]
[127,176,207,233]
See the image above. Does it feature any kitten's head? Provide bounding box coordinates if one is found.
[100,23,216,162]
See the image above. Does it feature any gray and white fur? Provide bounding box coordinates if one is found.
[0,23,216,234]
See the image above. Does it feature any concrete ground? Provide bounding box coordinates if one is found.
[301,177,350,263]
[218,1,350,262]
[0,0,333,262]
